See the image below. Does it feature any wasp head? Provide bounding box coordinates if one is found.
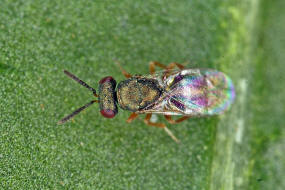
[98,76,118,118]
[58,71,118,125]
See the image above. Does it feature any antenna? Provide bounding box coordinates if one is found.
[64,70,97,96]
[57,100,98,125]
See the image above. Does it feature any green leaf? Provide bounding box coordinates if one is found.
[0,0,284,189]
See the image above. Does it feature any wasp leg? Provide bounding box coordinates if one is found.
[164,62,185,78]
[149,61,168,75]
[149,62,185,74]
[167,62,185,70]
[144,113,180,143]
[126,112,139,123]
[115,62,132,78]
[164,115,191,124]
[144,113,165,128]
[149,61,185,79]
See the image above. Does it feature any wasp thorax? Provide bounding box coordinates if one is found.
[116,77,162,112]
[98,76,118,118]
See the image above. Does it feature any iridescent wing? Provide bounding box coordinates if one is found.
[200,69,235,115]
[137,69,235,116]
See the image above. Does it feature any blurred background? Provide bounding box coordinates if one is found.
[0,0,284,189]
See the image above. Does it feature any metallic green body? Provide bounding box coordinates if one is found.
[116,77,163,112]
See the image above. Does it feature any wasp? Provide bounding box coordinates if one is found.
[58,62,235,142]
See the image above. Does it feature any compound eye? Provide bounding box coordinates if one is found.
[100,109,117,118]
[99,76,115,84]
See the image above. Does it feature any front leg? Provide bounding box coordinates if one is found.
[115,62,132,78]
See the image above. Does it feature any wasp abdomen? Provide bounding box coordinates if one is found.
[98,76,118,118]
